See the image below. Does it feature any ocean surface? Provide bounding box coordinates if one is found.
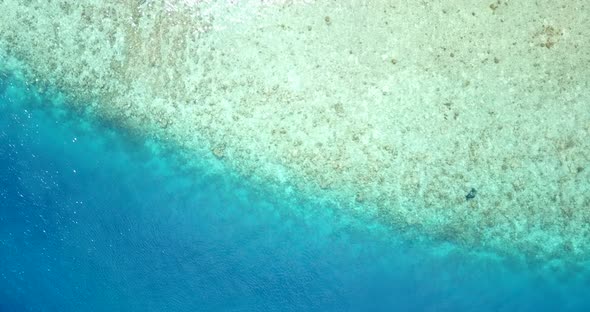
[1,72,589,311]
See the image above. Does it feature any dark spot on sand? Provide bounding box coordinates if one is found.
[466,188,477,200]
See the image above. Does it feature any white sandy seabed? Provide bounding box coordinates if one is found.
[0,0,589,270]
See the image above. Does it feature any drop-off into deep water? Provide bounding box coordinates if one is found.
[1,64,590,312]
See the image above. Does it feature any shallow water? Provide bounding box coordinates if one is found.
[2,0,590,264]
[1,73,590,311]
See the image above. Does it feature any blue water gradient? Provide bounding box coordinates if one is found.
[1,72,589,311]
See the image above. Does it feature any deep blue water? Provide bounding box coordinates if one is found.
[1,72,590,311]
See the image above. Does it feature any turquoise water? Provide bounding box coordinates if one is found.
[1,73,589,310]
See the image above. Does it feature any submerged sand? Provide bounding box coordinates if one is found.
[1,0,589,266]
